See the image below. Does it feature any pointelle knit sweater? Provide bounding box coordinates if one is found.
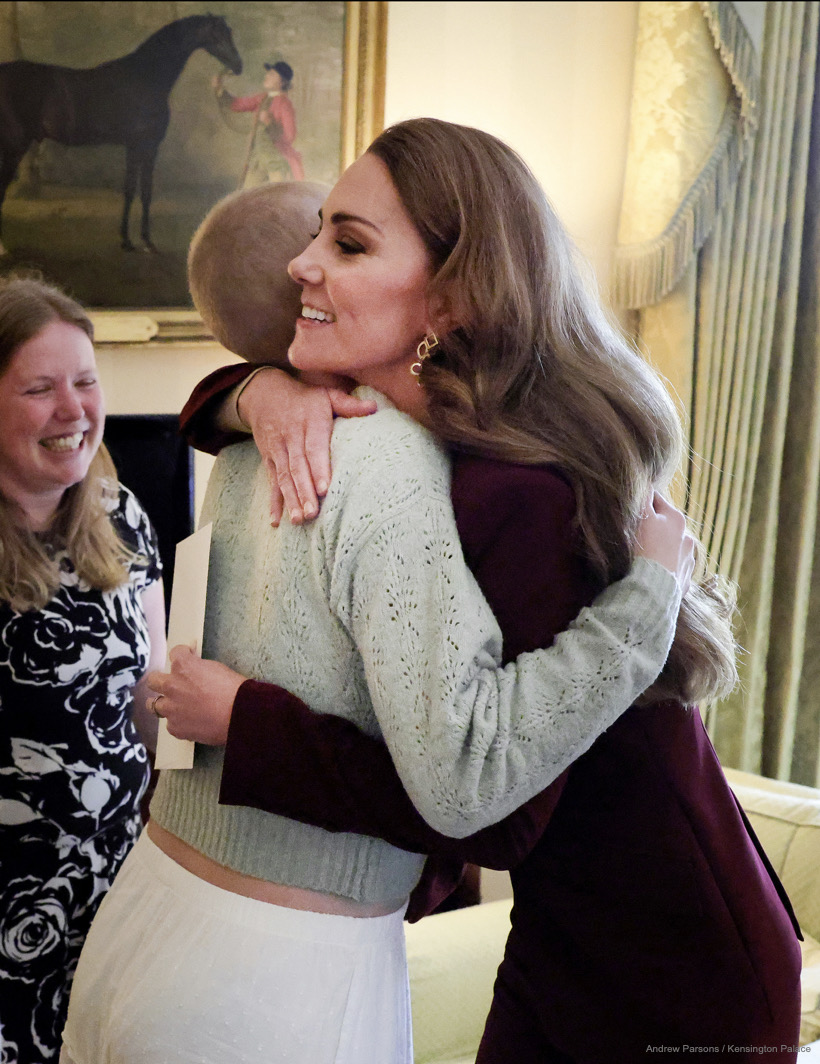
[151,391,681,905]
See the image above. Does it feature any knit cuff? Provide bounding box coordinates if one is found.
[593,555,682,649]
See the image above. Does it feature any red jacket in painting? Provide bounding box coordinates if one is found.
[229,91,304,181]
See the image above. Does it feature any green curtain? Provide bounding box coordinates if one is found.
[615,2,820,784]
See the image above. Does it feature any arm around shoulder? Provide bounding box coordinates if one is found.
[180,363,256,455]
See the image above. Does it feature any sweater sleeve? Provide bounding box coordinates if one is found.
[216,407,680,839]
[221,679,566,867]
[339,477,680,836]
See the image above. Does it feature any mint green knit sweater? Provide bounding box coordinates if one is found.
[151,392,680,905]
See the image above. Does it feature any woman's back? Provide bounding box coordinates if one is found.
[453,458,802,1063]
[497,703,801,1060]
[150,404,449,906]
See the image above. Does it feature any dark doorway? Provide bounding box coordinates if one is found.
[103,414,194,616]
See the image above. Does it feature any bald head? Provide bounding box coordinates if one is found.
[188,181,327,364]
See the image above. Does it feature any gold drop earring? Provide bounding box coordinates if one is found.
[410,333,439,379]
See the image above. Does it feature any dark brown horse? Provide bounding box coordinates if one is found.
[0,14,242,253]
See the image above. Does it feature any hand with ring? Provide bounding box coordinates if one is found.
[145,645,246,746]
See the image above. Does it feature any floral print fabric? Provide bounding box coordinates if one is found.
[0,485,160,1063]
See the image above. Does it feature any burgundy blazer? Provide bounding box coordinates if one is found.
[180,366,802,1063]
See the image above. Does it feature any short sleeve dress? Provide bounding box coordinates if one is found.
[0,484,161,1063]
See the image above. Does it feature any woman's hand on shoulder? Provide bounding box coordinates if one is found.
[146,646,246,746]
[634,492,695,598]
[237,368,377,526]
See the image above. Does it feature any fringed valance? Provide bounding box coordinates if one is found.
[702,1,761,133]
[613,1,760,310]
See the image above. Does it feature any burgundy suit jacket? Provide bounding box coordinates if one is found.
[180,366,802,1063]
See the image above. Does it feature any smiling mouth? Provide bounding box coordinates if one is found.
[40,432,85,452]
[301,305,336,323]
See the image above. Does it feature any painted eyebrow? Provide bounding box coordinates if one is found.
[318,207,382,234]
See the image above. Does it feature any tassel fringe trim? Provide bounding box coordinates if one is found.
[701,0,760,137]
[613,96,743,309]
[613,1,759,309]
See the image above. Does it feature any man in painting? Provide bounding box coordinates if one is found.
[214,60,305,185]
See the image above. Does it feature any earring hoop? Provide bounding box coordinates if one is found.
[410,333,439,378]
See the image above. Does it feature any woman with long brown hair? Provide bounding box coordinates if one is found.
[159,120,800,1062]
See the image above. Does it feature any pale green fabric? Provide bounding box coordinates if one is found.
[616,2,820,785]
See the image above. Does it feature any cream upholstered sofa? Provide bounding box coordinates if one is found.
[404,767,820,1064]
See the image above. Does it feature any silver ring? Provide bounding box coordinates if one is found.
[150,693,164,718]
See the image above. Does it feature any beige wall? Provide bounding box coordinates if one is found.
[384,0,638,292]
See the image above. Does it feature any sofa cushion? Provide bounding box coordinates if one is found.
[406,899,511,1064]
[802,932,820,1045]
[724,767,820,943]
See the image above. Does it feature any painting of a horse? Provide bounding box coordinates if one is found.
[0,14,242,255]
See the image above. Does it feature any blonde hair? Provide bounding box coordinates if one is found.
[0,275,132,612]
[369,119,736,705]
[188,181,327,364]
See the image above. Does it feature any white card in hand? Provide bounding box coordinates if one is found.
[154,522,213,770]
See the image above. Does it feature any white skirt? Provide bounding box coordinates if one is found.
[61,831,413,1064]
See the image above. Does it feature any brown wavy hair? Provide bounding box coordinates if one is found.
[368,118,736,705]
[0,275,132,611]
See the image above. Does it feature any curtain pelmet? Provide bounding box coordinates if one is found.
[613,1,758,312]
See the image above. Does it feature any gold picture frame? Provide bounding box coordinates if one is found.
[341,0,388,171]
[0,1,387,344]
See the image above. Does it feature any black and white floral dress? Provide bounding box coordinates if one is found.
[0,485,161,1064]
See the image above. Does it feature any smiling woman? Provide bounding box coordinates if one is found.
[0,320,105,529]
[0,276,166,1062]
[287,153,440,421]
[110,117,800,1064]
